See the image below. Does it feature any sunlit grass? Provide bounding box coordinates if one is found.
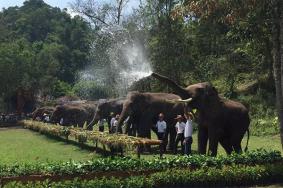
[0,128,99,165]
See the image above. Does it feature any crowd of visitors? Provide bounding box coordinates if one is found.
[0,113,26,123]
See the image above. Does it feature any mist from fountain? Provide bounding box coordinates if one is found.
[77,25,152,97]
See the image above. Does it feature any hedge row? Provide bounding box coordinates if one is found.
[0,149,281,178]
[4,164,283,187]
[21,120,161,151]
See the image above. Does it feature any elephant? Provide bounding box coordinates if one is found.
[88,98,125,132]
[117,91,184,150]
[32,106,55,120]
[50,101,97,127]
[151,72,250,156]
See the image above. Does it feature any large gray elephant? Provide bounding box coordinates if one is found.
[151,72,250,156]
[87,98,125,131]
[117,91,184,150]
[50,101,97,127]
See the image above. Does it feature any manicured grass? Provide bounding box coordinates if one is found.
[140,131,282,159]
[0,128,100,165]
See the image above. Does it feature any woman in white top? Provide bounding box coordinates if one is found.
[174,115,186,154]
[183,112,193,155]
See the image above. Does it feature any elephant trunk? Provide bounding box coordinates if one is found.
[151,72,189,99]
[86,111,99,129]
[117,105,129,133]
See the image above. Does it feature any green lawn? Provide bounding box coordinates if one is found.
[0,128,99,165]
[140,132,282,159]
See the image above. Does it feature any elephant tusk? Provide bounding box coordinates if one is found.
[165,98,192,104]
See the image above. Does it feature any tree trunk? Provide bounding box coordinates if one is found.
[279,0,283,149]
[272,0,283,150]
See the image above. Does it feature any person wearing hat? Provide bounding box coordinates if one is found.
[156,113,167,152]
[174,115,186,154]
[183,112,194,155]
[43,113,50,123]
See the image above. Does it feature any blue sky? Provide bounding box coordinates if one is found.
[0,0,69,9]
[0,0,139,11]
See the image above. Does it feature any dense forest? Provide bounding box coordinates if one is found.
[0,0,281,139]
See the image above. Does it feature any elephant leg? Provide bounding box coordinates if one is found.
[137,116,151,138]
[168,126,176,151]
[198,126,208,154]
[132,123,137,137]
[125,121,131,136]
[219,138,232,155]
[231,136,243,153]
[207,127,219,156]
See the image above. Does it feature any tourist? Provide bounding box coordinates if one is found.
[35,116,41,121]
[44,115,50,123]
[59,117,64,125]
[0,113,4,122]
[174,115,186,154]
[112,114,120,133]
[183,112,193,155]
[110,112,115,133]
[98,119,105,132]
[43,113,50,123]
[156,113,167,152]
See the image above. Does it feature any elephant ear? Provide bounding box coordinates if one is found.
[205,84,218,97]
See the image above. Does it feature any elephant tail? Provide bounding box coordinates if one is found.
[244,128,250,152]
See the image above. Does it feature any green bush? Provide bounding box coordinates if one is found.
[0,149,281,178]
[51,80,74,98]
[72,80,111,100]
[4,164,283,187]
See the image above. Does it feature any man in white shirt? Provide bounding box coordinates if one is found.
[112,114,120,133]
[110,113,116,133]
[183,112,193,155]
[156,113,167,152]
[174,115,186,154]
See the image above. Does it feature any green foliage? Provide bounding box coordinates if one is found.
[73,80,111,100]
[51,80,74,98]
[0,147,281,177]
[237,91,278,136]
[4,163,283,187]
[0,0,91,105]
